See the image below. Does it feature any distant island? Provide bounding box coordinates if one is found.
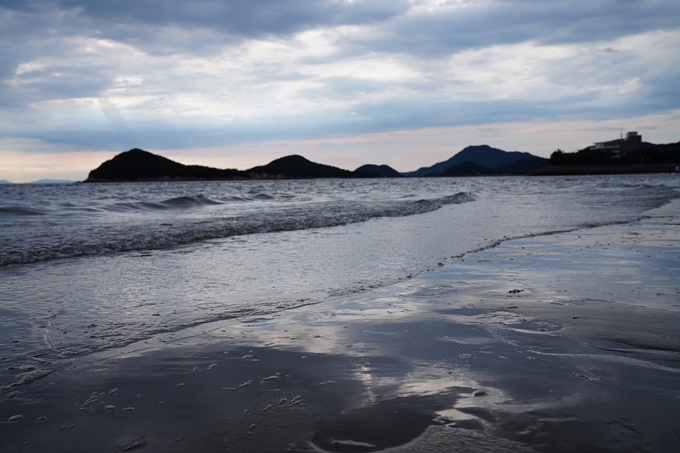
[403,145,548,177]
[84,149,382,182]
[354,164,404,178]
[84,145,549,182]
[30,179,78,184]
[82,133,680,183]
[0,179,78,185]
[247,154,379,179]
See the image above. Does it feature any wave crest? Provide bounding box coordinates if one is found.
[1,192,475,265]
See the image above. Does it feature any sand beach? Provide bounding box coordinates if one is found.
[4,2,679,450]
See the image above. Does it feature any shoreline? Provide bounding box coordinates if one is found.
[2,211,679,452]
[80,164,680,182]
[532,163,680,176]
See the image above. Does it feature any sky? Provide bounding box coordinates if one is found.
[1,0,679,182]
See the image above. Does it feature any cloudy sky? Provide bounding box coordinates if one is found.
[1,0,679,181]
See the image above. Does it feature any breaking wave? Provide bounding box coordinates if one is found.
[1,192,475,266]
[104,194,223,212]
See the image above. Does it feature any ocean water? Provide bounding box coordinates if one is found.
[1,175,679,389]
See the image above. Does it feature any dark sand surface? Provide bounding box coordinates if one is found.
[2,215,679,452]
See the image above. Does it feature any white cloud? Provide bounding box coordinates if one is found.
[113,76,143,86]
[15,62,44,75]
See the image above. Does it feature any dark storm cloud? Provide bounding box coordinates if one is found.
[1,0,409,39]
[344,0,680,57]
[3,0,677,55]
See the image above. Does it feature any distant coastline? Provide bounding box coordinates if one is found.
[0,179,78,185]
[533,163,680,176]
[82,145,550,183]
[83,149,384,183]
[77,138,680,183]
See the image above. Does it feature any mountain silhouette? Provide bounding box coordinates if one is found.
[85,150,379,182]
[354,164,403,177]
[247,155,374,178]
[405,145,543,177]
[85,149,245,182]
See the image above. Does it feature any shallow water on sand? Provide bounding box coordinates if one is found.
[1,217,679,452]
[1,175,678,383]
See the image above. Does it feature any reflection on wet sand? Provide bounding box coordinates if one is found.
[1,218,679,452]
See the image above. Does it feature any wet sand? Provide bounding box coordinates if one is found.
[2,214,679,452]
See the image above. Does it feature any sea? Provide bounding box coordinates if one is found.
[1,175,679,390]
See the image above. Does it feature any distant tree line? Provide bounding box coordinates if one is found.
[550,142,680,166]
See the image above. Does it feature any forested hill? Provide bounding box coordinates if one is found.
[404,145,545,177]
[85,149,246,182]
[84,149,380,182]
